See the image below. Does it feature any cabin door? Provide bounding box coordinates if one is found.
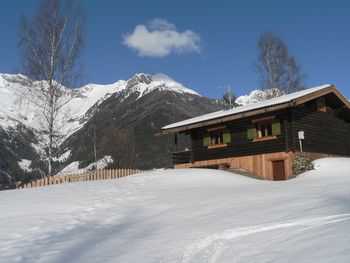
[272,160,285,181]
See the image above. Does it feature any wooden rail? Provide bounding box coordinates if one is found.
[17,169,143,189]
[172,150,192,166]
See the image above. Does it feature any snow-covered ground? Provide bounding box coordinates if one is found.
[1,158,350,263]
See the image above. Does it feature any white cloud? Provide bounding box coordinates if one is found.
[122,19,201,57]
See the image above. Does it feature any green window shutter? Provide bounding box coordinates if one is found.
[272,119,281,136]
[223,128,231,144]
[203,132,210,147]
[247,125,256,140]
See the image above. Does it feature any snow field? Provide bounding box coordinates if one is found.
[0,158,350,262]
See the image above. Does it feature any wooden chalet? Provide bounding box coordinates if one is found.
[156,84,350,180]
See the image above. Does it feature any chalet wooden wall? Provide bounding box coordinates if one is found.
[190,109,292,163]
[189,101,350,164]
[175,151,294,180]
[291,101,350,156]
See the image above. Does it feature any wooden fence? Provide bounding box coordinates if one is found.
[17,169,143,189]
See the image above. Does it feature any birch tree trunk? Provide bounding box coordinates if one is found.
[18,0,84,176]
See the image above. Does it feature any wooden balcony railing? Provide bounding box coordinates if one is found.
[172,150,192,166]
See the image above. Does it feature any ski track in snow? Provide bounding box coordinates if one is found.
[181,214,350,263]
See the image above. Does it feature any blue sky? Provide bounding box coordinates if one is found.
[0,0,349,98]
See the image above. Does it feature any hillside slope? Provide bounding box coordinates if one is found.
[0,73,223,184]
[1,158,349,262]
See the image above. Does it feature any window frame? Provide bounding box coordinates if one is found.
[317,97,327,112]
[207,126,228,149]
[251,116,278,142]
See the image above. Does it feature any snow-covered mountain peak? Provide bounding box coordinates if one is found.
[236,88,286,106]
[0,73,31,86]
[0,73,201,138]
[125,73,200,97]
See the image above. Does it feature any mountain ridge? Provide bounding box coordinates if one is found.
[0,72,222,188]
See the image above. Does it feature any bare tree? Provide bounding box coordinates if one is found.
[18,0,84,175]
[255,31,305,98]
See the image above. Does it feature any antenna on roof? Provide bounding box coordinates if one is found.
[219,83,235,109]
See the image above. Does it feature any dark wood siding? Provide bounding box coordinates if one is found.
[291,102,350,156]
[191,110,292,162]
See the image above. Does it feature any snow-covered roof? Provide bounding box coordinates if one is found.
[162,84,337,131]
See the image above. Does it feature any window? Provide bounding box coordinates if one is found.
[247,117,281,142]
[203,126,231,148]
[255,121,273,138]
[317,97,326,112]
[210,128,223,145]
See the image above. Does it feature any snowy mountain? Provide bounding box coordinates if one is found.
[0,73,198,140]
[235,88,285,106]
[0,73,222,188]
